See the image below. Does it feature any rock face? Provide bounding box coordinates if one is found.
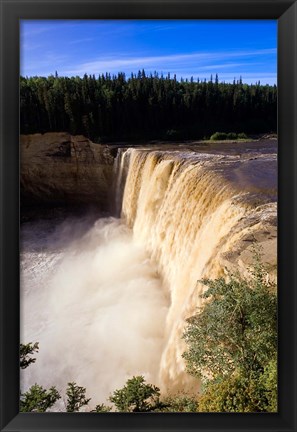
[21,133,114,210]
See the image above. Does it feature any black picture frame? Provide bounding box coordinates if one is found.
[0,1,296,431]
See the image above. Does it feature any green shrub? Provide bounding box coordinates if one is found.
[157,393,198,412]
[20,342,39,369]
[182,251,277,412]
[91,403,113,412]
[183,257,277,380]
[238,132,248,139]
[20,384,61,412]
[198,369,277,413]
[109,376,161,412]
[210,132,248,141]
[210,132,228,140]
[258,358,277,411]
[66,382,91,412]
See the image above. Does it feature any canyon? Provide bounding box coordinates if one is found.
[20,133,277,407]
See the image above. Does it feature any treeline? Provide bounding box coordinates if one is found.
[20,72,277,142]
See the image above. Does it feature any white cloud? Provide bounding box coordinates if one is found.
[63,48,276,76]
[21,51,69,76]
[20,24,55,39]
[191,62,263,71]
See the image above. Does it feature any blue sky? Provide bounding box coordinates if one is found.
[20,20,277,85]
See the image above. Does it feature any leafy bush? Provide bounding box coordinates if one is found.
[66,382,91,412]
[20,384,61,412]
[109,376,161,412]
[20,342,39,369]
[198,368,277,412]
[210,132,228,140]
[182,251,277,412]
[258,358,277,411]
[238,132,248,139]
[91,403,112,412]
[183,263,276,379]
[157,393,198,412]
[210,132,248,140]
[226,132,237,140]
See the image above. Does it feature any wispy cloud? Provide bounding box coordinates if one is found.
[21,42,42,51]
[21,51,69,75]
[20,21,89,39]
[20,24,55,39]
[68,37,94,45]
[195,62,263,71]
[64,48,276,76]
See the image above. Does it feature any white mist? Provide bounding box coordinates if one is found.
[20,216,168,410]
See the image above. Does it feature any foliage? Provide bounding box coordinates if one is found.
[258,358,278,411]
[66,382,91,412]
[109,376,161,412]
[198,368,277,412]
[20,343,61,412]
[198,375,255,412]
[210,131,248,140]
[237,132,248,139]
[182,252,277,412]
[157,392,198,412]
[183,265,277,379]
[226,132,238,140]
[20,342,39,369]
[20,384,61,412]
[91,403,113,412]
[20,73,277,141]
[210,132,228,140]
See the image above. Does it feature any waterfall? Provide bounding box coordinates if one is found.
[116,148,275,391]
[21,145,276,408]
[112,149,131,217]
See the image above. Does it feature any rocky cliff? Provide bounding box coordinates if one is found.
[21,133,114,210]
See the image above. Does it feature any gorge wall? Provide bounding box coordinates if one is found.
[21,133,114,210]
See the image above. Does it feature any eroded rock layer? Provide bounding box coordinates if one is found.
[21,133,114,209]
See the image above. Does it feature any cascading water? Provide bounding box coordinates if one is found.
[119,148,265,390]
[112,148,131,217]
[21,145,277,408]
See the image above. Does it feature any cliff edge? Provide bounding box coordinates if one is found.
[21,133,114,210]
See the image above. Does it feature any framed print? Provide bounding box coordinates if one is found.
[0,0,296,431]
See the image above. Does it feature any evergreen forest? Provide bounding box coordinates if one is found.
[20,72,277,142]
